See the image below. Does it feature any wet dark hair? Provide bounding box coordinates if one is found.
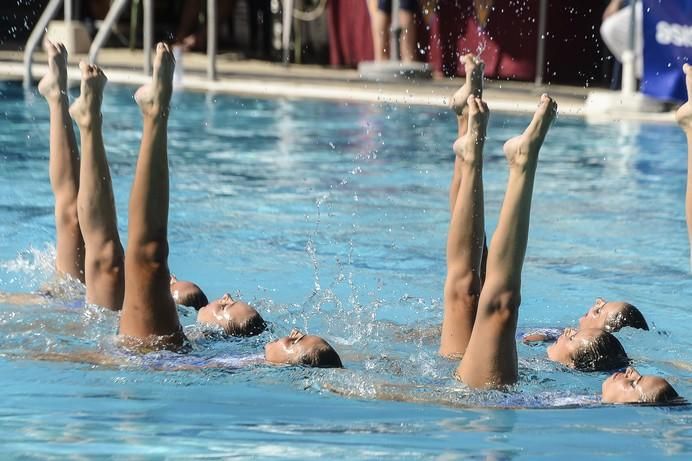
[300,342,343,368]
[642,381,680,404]
[604,303,649,332]
[225,310,267,337]
[572,330,629,371]
[177,285,209,310]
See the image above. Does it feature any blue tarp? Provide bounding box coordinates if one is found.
[641,0,692,102]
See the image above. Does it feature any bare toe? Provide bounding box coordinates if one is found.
[463,54,484,94]
[529,94,558,136]
[467,96,489,143]
[450,54,485,116]
[503,94,557,170]
[135,42,174,118]
[69,62,107,127]
[453,96,489,165]
[38,41,68,101]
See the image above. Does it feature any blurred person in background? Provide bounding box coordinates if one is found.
[600,0,643,81]
[368,0,419,62]
[174,0,235,51]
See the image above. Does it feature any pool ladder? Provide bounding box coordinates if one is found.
[22,0,220,89]
[24,0,618,91]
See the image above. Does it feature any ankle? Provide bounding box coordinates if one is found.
[460,161,483,173]
[48,94,69,109]
[456,107,469,119]
[508,161,537,176]
[75,114,103,131]
[142,107,170,121]
[142,115,169,134]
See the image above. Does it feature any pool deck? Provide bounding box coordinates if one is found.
[0,48,678,124]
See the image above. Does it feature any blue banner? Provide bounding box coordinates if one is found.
[641,0,692,102]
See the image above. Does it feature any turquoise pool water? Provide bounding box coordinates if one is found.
[0,81,691,459]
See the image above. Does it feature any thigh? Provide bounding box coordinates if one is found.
[456,289,520,387]
[120,259,180,339]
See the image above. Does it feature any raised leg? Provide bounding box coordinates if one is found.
[457,95,557,388]
[440,95,489,358]
[675,64,692,265]
[448,54,484,213]
[38,41,84,281]
[118,43,183,346]
[69,63,124,310]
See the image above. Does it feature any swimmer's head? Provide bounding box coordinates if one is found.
[264,328,343,368]
[602,367,680,404]
[170,275,208,309]
[578,298,648,332]
[547,327,629,371]
[197,294,266,336]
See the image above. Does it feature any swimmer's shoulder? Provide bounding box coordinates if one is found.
[517,326,563,344]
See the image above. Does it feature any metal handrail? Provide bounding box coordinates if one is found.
[23,0,164,83]
[89,0,152,74]
[534,0,548,85]
[281,0,328,65]
[282,0,294,64]
[88,0,129,65]
[21,0,332,87]
[143,0,153,75]
[22,0,63,89]
[208,0,217,80]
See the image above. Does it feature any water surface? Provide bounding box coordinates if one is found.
[0,81,690,459]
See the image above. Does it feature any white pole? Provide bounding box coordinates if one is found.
[143,0,153,75]
[23,0,64,89]
[390,0,400,61]
[282,0,293,64]
[534,0,548,85]
[208,0,218,80]
[64,0,72,23]
[621,0,638,95]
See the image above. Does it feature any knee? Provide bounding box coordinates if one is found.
[445,272,482,307]
[129,240,169,268]
[94,240,125,273]
[55,203,79,231]
[483,289,521,321]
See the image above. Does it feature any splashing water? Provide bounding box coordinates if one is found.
[1,244,56,277]
[1,244,84,298]
[475,34,487,59]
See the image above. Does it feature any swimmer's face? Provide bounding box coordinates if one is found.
[197,294,257,333]
[578,298,628,330]
[546,327,601,367]
[602,367,674,404]
[264,329,331,366]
